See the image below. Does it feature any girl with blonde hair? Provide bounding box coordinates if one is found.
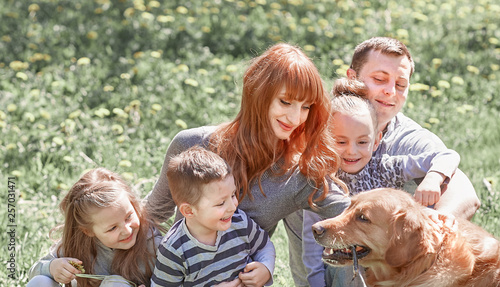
[28,168,162,287]
[146,43,350,285]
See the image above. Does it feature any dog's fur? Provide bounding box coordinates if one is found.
[312,188,500,287]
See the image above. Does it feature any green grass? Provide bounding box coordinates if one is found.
[1,0,499,286]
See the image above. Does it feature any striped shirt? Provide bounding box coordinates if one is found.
[151,208,274,286]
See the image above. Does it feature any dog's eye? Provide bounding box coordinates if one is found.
[357,214,370,223]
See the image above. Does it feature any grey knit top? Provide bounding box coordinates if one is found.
[145,126,350,233]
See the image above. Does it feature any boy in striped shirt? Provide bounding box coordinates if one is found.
[151,146,275,287]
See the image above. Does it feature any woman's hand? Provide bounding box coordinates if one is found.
[49,258,83,284]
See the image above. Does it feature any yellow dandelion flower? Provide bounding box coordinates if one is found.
[9,61,29,71]
[204,87,215,94]
[304,45,315,52]
[148,1,160,8]
[28,4,40,12]
[202,26,211,33]
[451,76,465,85]
[124,7,135,17]
[87,31,98,39]
[176,6,188,14]
[491,64,499,71]
[16,72,28,81]
[37,124,45,129]
[409,83,430,91]
[0,121,6,128]
[2,35,12,42]
[133,51,144,59]
[151,51,162,58]
[141,12,154,20]
[112,124,124,135]
[6,143,16,150]
[300,18,311,24]
[94,108,110,118]
[0,111,6,119]
[7,104,17,112]
[119,160,132,168]
[353,27,363,34]
[12,170,23,177]
[431,90,442,98]
[152,104,162,111]
[129,100,141,109]
[332,59,344,66]
[103,85,114,92]
[432,58,442,69]
[197,69,208,75]
[122,172,134,181]
[120,73,131,79]
[53,137,64,145]
[117,135,126,143]
[25,112,35,122]
[255,0,266,4]
[489,37,499,45]
[157,15,175,23]
[77,57,91,66]
[177,64,189,72]
[63,156,74,162]
[221,75,232,81]
[69,109,82,119]
[175,119,188,129]
[184,78,199,87]
[466,65,480,74]
[437,80,450,89]
[428,117,440,124]
[226,65,238,72]
[40,110,51,120]
[270,3,281,9]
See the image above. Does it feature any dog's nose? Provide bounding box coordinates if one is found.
[312,224,325,238]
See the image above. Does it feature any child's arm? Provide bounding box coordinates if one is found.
[414,171,448,207]
[381,149,460,206]
[239,211,275,286]
[413,149,460,206]
[29,243,82,284]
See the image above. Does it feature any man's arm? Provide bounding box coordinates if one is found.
[434,169,480,220]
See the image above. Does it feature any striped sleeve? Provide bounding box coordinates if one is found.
[151,221,186,286]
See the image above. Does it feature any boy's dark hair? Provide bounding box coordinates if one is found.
[167,146,232,206]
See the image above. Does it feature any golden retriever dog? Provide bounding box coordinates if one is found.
[312,188,500,287]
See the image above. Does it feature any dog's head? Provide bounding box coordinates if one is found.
[312,188,441,269]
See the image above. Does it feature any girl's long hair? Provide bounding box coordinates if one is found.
[211,43,345,206]
[54,168,157,287]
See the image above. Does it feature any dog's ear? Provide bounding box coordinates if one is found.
[385,210,430,267]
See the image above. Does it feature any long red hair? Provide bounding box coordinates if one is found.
[211,43,345,206]
[53,168,157,287]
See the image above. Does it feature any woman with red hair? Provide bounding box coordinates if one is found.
[146,43,350,285]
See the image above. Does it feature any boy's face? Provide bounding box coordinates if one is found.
[190,175,238,235]
[349,50,412,130]
[333,111,380,174]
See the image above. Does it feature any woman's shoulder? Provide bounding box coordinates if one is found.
[168,126,218,154]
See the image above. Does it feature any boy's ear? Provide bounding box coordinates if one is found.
[346,68,357,79]
[373,130,383,152]
[179,203,195,218]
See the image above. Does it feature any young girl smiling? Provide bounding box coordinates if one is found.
[28,168,162,287]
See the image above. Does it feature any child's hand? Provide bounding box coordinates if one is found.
[239,262,271,287]
[414,171,445,207]
[49,258,83,284]
[213,277,244,287]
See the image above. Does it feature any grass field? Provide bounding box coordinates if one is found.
[1,0,499,286]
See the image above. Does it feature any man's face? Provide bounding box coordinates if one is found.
[349,50,412,130]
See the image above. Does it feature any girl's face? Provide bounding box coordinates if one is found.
[333,110,380,174]
[87,191,140,250]
[268,87,311,140]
